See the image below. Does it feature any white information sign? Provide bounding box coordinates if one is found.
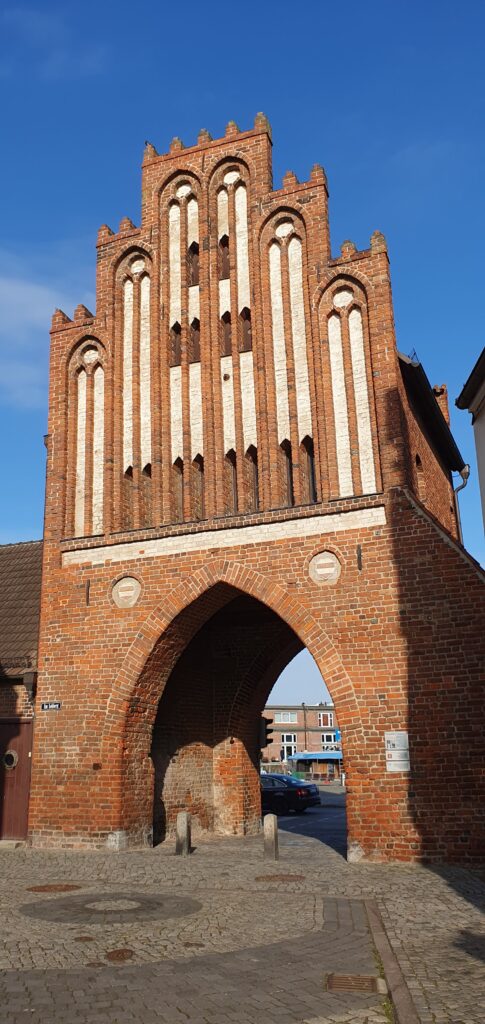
[384,731,410,772]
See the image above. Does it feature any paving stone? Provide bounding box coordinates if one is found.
[0,830,484,1023]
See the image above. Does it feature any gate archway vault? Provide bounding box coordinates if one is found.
[100,559,363,849]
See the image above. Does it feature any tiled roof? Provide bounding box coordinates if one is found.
[0,541,43,679]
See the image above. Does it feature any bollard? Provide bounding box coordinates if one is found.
[175,811,191,856]
[263,813,279,860]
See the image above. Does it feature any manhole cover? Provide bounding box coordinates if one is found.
[254,874,305,882]
[327,974,379,993]
[86,899,139,911]
[20,891,202,925]
[27,884,82,893]
[105,948,134,962]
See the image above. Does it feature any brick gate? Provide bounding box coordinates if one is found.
[29,116,484,860]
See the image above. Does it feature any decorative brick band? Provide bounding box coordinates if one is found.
[62,505,386,567]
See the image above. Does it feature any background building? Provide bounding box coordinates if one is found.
[262,703,340,761]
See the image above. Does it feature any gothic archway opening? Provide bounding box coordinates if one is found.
[149,587,346,848]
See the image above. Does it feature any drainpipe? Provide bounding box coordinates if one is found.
[302,702,307,752]
[453,464,470,545]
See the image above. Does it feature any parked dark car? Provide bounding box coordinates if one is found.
[260,773,320,814]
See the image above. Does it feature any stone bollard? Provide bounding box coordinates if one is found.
[175,811,191,856]
[263,813,279,860]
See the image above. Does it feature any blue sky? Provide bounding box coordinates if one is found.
[1,1,483,701]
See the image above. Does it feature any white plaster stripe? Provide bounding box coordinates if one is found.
[169,203,181,326]
[220,355,236,452]
[187,197,199,245]
[189,362,203,459]
[239,350,257,449]
[62,506,386,567]
[219,278,230,316]
[170,364,183,462]
[139,274,151,469]
[188,285,200,322]
[348,308,377,494]
[328,314,353,497]
[122,279,134,472]
[92,365,104,534]
[217,188,229,239]
[74,369,87,537]
[288,236,312,442]
[235,184,250,311]
[269,242,290,443]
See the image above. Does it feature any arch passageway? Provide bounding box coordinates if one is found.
[150,589,304,843]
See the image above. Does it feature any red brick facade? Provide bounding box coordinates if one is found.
[30,117,484,861]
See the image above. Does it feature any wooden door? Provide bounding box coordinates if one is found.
[0,719,33,840]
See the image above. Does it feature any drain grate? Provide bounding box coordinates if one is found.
[105,948,134,963]
[326,974,379,993]
[254,874,305,882]
[27,884,82,893]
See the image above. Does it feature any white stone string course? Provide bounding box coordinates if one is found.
[139,274,151,471]
[288,235,312,443]
[239,350,257,450]
[170,365,183,463]
[235,184,250,312]
[189,362,203,459]
[122,279,134,472]
[74,369,87,537]
[220,355,236,453]
[92,365,104,534]
[269,241,290,443]
[348,308,376,494]
[62,506,386,567]
[328,313,353,497]
[168,203,181,326]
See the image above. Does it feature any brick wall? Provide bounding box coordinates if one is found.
[30,118,485,861]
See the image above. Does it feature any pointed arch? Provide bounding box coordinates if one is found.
[102,558,363,749]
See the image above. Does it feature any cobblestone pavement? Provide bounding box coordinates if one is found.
[0,799,484,1024]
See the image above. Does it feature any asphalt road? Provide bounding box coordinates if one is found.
[277,783,347,856]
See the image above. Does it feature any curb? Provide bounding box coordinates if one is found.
[365,899,421,1024]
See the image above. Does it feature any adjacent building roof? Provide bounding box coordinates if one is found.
[456,347,485,418]
[0,541,43,679]
[399,353,465,472]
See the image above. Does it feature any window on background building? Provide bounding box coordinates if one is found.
[318,711,334,728]
[321,733,336,747]
[275,711,297,723]
[281,734,297,759]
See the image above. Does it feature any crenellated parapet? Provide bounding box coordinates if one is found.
[46,117,415,548]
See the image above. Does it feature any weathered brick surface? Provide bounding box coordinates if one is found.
[30,118,485,861]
